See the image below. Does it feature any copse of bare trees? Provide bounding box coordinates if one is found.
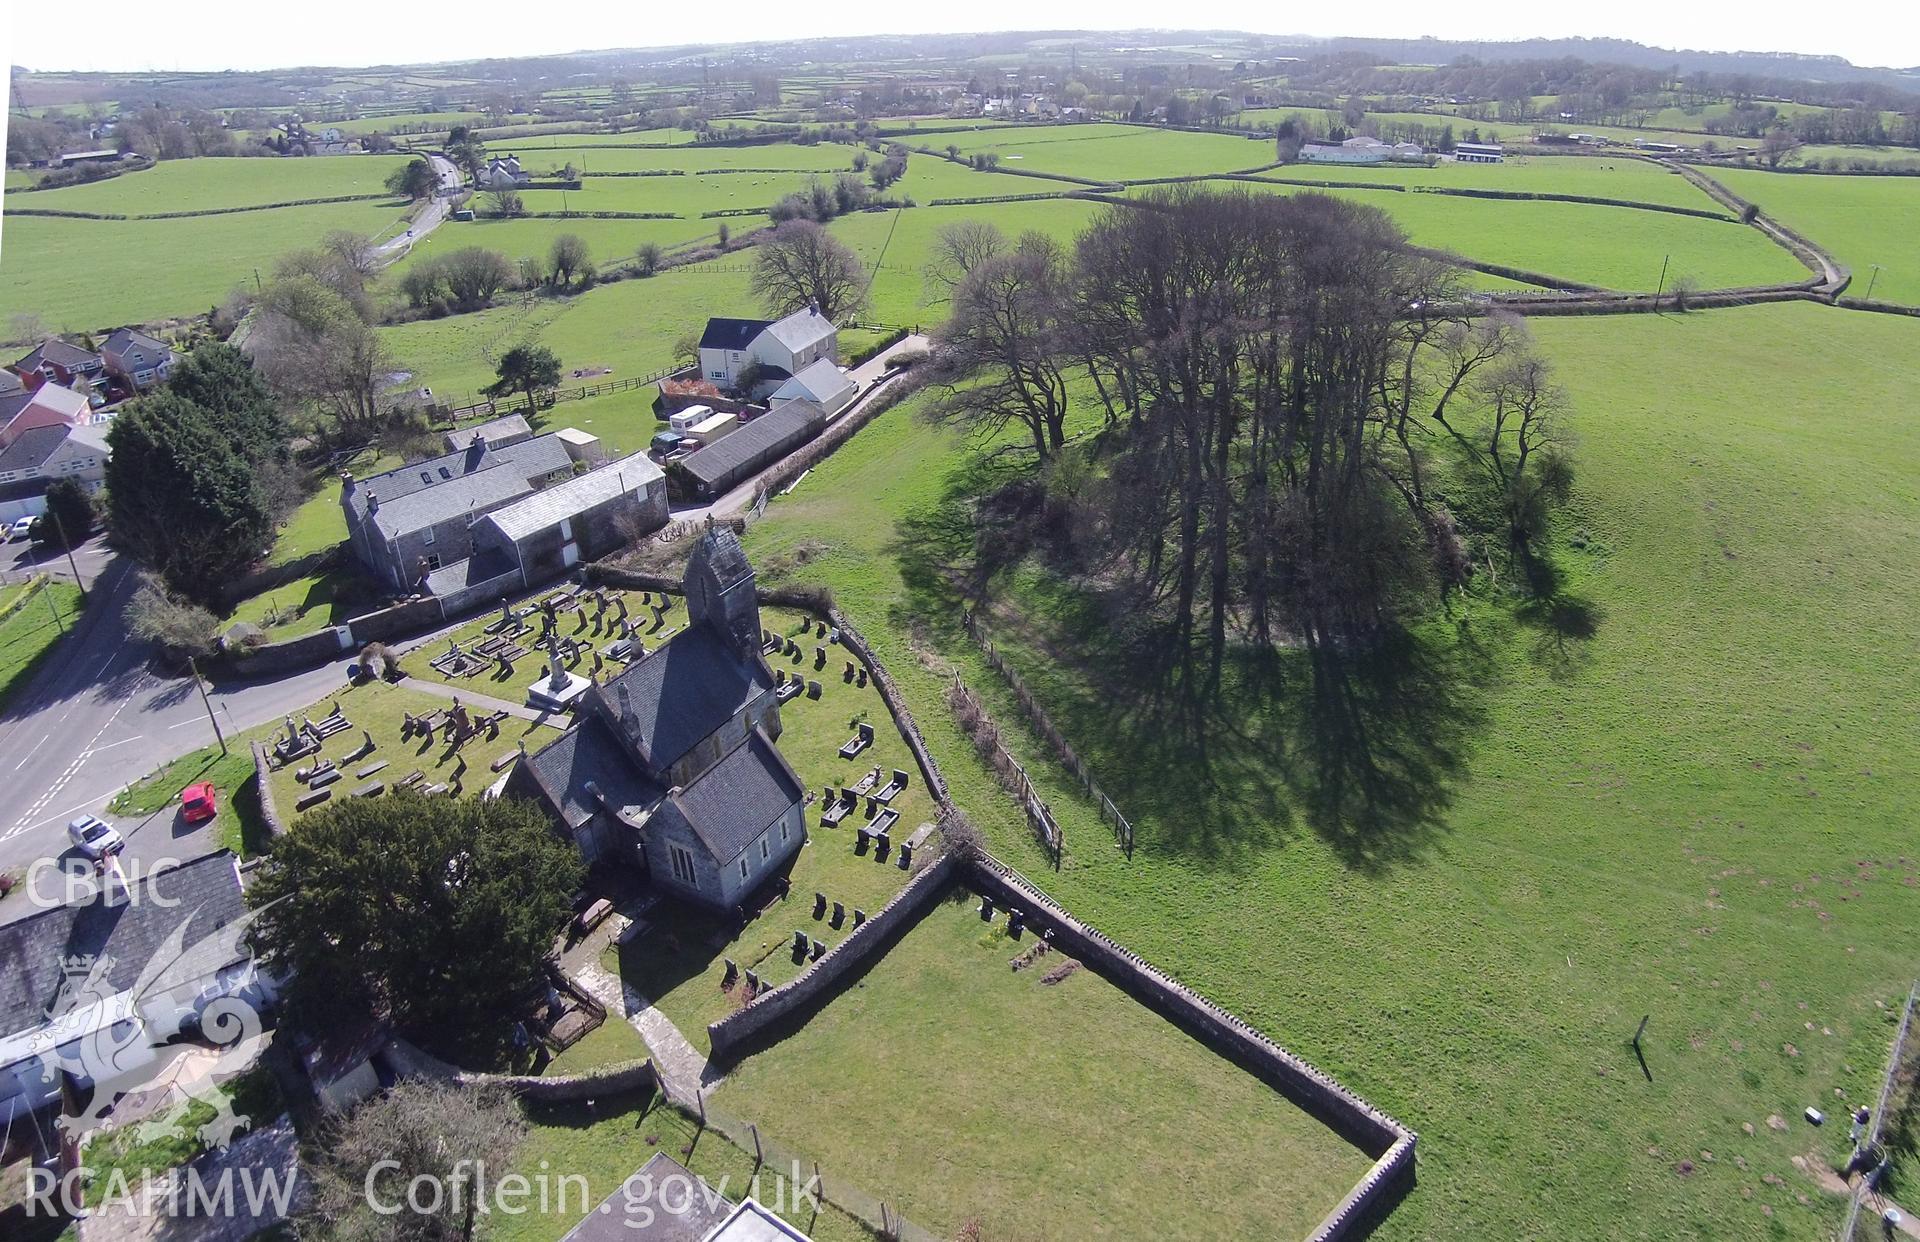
[927,187,1574,690]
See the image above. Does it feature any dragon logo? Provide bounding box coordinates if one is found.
[32,899,281,1154]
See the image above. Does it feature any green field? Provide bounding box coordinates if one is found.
[326,110,487,136]
[389,214,721,283]
[738,299,1920,1238]
[379,265,755,405]
[941,122,1275,179]
[509,142,854,174]
[714,893,1373,1240]
[1785,144,1920,171]
[7,155,411,214]
[1190,179,1806,290]
[1258,153,1726,213]
[0,200,414,329]
[1715,168,1920,305]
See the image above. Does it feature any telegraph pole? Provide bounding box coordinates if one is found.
[186,655,228,755]
[43,506,86,603]
[1865,264,1882,302]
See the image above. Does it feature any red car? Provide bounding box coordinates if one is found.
[180,782,218,824]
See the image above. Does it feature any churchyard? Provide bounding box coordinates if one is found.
[606,605,939,1053]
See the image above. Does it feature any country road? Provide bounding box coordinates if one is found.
[375,153,462,261]
[0,547,346,916]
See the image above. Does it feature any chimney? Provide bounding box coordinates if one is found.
[366,491,379,513]
[340,471,355,493]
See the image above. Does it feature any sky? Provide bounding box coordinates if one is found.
[3,1,1914,76]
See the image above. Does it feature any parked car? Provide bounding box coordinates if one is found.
[66,814,123,860]
[180,782,218,824]
[7,517,35,542]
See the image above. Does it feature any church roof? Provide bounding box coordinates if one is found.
[590,623,774,774]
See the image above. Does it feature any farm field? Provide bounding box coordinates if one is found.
[740,299,1920,1238]
[509,142,856,175]
[1784,144,1920,170]
[1233,107,1720,151]
[1170,179,1806,290]
[5,155,411,214]
[378,265,756,405]
[325,110,487,136]
[940,121,1275,179]
[713,894,1374,1240]
[1715,168,1920,305]
[1257,153,1726,212]
[0,199,414,330]
[389,213,721,283]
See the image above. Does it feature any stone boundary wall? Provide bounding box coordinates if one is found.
[705,849,961,1061]
[965,856,1414,1160]
[251,741,287,839]
[380,1035,658,1104]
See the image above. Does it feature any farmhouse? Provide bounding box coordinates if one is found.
[482,154,530,187]
[697,305,838,395]
[340,432,667,601]
[440,411,533,453]
[1454,141,1505,163]
[668,399,827,501]
[99,327,176,391]
[507,525,807,911]
[0,852,274,1144]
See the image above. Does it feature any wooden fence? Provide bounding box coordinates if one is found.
[961,609,1135,857]
[947,680,1063,867]
[435,365,687,425]
[1840,980,1920,1241]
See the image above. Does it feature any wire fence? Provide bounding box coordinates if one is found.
[961,610,1135,857]
[1841,980,1920,1241]
[945,679,1063,867]
[653,1076,941,1241]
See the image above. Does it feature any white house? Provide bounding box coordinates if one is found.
[697,305,839,396]
[482,155,530,187]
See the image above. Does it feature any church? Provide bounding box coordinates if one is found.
[506,525,808,911]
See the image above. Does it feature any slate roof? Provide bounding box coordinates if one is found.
[561,1154,734,1242]
[771,358,854,407]
[518,717,665,829]
[441,412,531,453]
[761,306,836,356]
[100,327,172,370]
[14,339,101,375]
[482,452,662,543]
[675,401,824,491]
[0,371,22,398]
[591,623,774,772]
[0,852,247,1040]
[671,728,804,863]
[346,434,573,539]
[0,425,78,473]
[689,523,752,592]
[422,545,519,597]
[698,317,771,352]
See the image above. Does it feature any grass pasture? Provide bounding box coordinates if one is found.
[1714,168,1920,305]
[0,581,83,713]
[1256,153,1727,213]
[940,121,1276,180]
[713,893,1374,1240]
[0,200,414,330]
[737,299,1920,1238]
[7,155,412,215]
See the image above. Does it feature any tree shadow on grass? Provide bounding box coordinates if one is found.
[885,448,1493,875]
[1514,550,1604,683]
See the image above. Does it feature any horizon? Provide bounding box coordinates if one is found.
[4,8,1916,80]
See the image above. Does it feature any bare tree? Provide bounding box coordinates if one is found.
[548,233,592,288]
[1435,351,1574,560]
[304,1079,525,1242]
[749,220,869,323]
[927,233,1074,460]
[127,572,219,658]
[436,248,515,309]
[248,276,395,436]
[923,219,1007,304]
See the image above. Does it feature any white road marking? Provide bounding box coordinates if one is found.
[14,735,47,770]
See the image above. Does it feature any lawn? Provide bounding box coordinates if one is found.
[494,1089,870,1242]
[1177,179,1806,290]
[222,449,397,640]
[739,299,1920,1238]
[0,200,415,330]
[0,580,82,713]
[1714,167,1920,305]
[9,155,412,215]
[386,215,721,286]
[606,607,934,1054]
[713,894,1374,1240]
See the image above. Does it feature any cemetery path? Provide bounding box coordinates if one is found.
[399,676,552,725]
[564,926,719,1101]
